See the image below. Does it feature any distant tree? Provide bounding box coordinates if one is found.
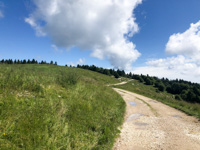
[145,78,153,85]
[187,90,196,102]
[31,59,36,64]
[50,61,53,65]
[22,59,26,64]
[193,86,200,95]
[158,83,165,92]
[109,69,114,76]
[138,76,144,83]
[180,90,188,100]
[8,59,13,64]
[114,72,120,78]
[54,61,57,65]
[27,59,31,64]
[128,72,132,78]
[103,69,110,76]
[91,65,97,71]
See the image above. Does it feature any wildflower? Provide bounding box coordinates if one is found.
[3,133,6,136]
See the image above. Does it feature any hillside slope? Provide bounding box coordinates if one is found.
[0,64,125,149]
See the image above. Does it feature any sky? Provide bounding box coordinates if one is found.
[0,0,200,83]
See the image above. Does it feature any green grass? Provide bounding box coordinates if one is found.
[0,64,125,149]
[113,79,200,119]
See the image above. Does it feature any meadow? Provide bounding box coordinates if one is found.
[0,64,125,149]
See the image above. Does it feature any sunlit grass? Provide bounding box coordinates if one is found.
[0,64,125,149]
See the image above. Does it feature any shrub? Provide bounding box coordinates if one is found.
[175,95,182,100]
[158,83,166,92]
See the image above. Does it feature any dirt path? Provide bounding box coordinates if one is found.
[113,88,200,150]
[108,80,133,87]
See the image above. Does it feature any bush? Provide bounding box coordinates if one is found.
[138,76,144,83]
[158,84,165,92]
[175,95,182,100]
[145,78,153,85]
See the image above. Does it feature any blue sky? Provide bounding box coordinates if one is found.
[133,0,200,66]
[0,0,200,82]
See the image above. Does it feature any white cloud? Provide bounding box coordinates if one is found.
[133,55,200,83]
[133,20,200,83]
[51,44,63,53]
[25,17,46,36]
[166,20,200,61]
[67,58,86,67]
[25,0,142,70]
[77,58,86,65]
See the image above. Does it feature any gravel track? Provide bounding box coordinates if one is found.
[113,88,200,150]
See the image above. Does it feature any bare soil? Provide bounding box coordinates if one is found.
[113,88,200,150]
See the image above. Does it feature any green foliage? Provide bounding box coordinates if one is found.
[145,78,154,85]
[138,76,144,83]
[155,81,166,92]
[77,64,124,78]
[114,72,120,78]
[0,59,55,65]
[175,95,182,100]
[0,64,125,149]
[128,73,200,104]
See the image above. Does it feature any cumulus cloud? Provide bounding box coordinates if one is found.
[77,58,86,65]
[133,55,200,83]
[166,20,200,60]
[25,0,142,70]
[67,58,86,67]
[133,20,200,83]
[51,44,63,53]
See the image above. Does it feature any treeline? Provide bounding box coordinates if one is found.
[77,64,200,104]
[0,59,57,65]
[128,73,200,104]
[77,64,126,78]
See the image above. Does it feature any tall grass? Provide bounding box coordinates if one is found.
[113,80,200,119]
[0,64,125,149]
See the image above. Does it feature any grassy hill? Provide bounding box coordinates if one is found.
[0,64,125,149]
[113,79,200,119]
